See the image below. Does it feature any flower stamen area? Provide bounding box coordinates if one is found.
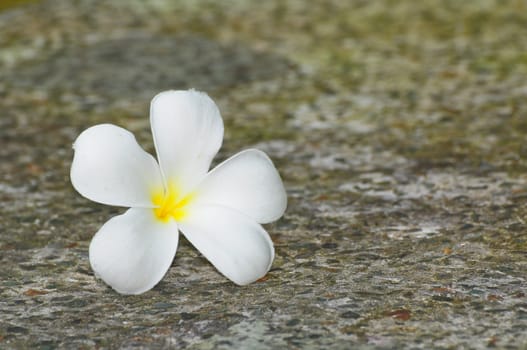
[152,182,194,222]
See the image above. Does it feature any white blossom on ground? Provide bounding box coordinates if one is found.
[70,90,287,295]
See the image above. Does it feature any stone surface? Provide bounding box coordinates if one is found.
[1,0,527,348]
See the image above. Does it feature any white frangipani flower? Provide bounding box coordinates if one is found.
[70,90,287,295]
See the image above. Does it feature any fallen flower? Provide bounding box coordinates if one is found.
[70,90,287,295]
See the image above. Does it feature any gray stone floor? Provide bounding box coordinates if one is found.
[1,0,527,348]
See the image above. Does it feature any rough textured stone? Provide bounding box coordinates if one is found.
[5,34,290,102]
[1,0,527,349]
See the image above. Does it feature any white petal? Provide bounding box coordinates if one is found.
[150,90,224,194]
[89,208,179,295]
[195,149,287,224]
[178,204,274,285]
[71,124,163,207]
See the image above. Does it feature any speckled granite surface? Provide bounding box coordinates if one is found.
[1,1,527,348]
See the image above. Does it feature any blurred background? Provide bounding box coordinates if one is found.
[1,0,526,348]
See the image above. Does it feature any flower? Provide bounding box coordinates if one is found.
[70,90,287,295]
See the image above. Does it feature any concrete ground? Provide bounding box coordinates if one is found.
[1,0,527,348]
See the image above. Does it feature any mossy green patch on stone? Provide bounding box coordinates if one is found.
[0,0,38,12]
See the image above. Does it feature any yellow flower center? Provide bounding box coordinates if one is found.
[151,182,194,222]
